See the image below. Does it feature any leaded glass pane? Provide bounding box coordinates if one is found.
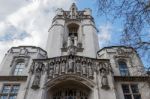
[11,85,19,93]
[119,61,129,76]
[122,84,130,93]
[133,95,141,99]
[2,85,11,93]
[131,84,139,93]
[124,95,132,99]
[14,62,25,75]
[9,95,17,99]
[0,95,7,99]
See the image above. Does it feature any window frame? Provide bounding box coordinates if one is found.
[67,23,79,38]
[10,56,30,76]
[118,61,130,76]
[0,84,20,99]
[13,62,25,76]
[122,84,141,99]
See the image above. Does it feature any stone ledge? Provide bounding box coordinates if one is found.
[0,76,28,81]
[114,76,150,82]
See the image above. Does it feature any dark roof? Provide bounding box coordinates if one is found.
[97,46,136,53]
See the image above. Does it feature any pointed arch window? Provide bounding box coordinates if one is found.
[68,23,79,37]
[13,62,25,75]
[118,61,130,76]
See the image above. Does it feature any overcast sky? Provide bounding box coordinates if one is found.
[0,0,131,65]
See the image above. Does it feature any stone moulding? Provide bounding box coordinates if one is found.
[30,55,112,89]
[114,76,150,82]
[44,74,95,90]
[31,55,111,78]
[0,76,27,81]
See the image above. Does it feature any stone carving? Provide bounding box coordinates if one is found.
[55,61,60,75]
[48,62,54,78]
[88,63,93,79]
[100,68,110,90]
[76,59,81,74]
[19,48,28,56]
[68,35,77,55]
[117,48,128,57]
[10,56,29,67]
[68,55,74,72]
[70,3,77,19]
[61,60,66,73]
[82,61,87,76]
[31,56,112,82]
[32,62,44,89]
[68,45,77,55]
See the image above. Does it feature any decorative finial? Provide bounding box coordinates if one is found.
[70,3,78,19]
[70,3,78,11]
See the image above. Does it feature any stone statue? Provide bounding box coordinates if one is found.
[55,62,60,75]
[71,8,75,19]
[61,60,66,73]
[49,62,54,78]
[100,68,110,90]
[30,62,35,74]
[76,60,81,73]
[68,56,74,72]
[68,46,76,55]
[32,62,44,89]
[82,61,87,75]
[70,36,75,46]
[32,73,41,88]
[67,34,77,55]
[88,64,93,79]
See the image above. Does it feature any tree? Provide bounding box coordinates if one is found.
[96,0,150,68]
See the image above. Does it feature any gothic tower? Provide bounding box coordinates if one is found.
[46,3,99,58]
[0,3,149,99]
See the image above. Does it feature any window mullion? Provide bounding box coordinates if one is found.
[129,85,134,99]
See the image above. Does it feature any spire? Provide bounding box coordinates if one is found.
[70,3,78,19]
[70,3,78,11]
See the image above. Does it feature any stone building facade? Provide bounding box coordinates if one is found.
[0,3,150,99]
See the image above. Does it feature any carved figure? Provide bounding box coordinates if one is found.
[32,62,44,89]
[70,36,75,46]
[100,68,110,90]
[49,62,54,78]
[76,60,81,73]
[88,64,93,79]
[68,57,74,72]
[68,46,76,55]
[71,7,77,19]
[82,61,87,75]
[32,73,41,88]
[55,62,60,74]
[61,61,66,73]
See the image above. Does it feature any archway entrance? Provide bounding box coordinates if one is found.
[47,80,91,99]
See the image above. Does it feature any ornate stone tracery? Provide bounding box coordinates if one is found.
[30,55,112,89]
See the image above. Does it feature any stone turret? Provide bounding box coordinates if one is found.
[46,3,99,58]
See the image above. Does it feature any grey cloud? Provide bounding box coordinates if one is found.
[0,0,75,63]
[0,0,30,21]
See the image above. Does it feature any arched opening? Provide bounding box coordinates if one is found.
[46,80,92,99]
[118,61,130,76]
[67,23,79,47]
[67,23,79,37]
[13,59,25,76]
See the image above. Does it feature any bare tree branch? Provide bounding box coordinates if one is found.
[96,0,150,65]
